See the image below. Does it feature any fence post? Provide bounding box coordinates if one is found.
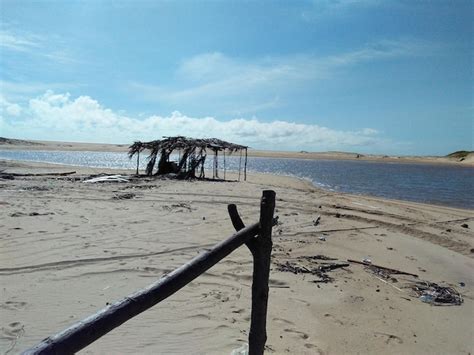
[248,190,275,355]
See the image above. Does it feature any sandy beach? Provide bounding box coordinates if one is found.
[0,158,473,354]
[2,0,472,353]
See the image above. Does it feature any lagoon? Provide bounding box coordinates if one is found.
[0,149,472,209]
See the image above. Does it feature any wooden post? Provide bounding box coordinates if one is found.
[223,149,226,181]
[136,151,140,175]
[244,148,248,181]
[228,190,275,355]
[249,190,274,354]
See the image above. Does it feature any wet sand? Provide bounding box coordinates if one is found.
[0,159,473,354]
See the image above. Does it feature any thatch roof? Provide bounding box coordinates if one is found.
[128,136,248,180]
[128,136,247,157]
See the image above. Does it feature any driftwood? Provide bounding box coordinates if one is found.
[347,259,418,278]
[23,191,276,355]
[318,263,350,272]
[303,255,337,261]
[0,171,76,177]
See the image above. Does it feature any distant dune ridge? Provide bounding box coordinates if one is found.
[446,150,474,163]
[0,137,472,166]
[0,137,44,146]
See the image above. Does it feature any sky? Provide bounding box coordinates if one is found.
[0,0,472,155]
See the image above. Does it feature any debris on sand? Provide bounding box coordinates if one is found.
[313,215,321,226]
[112,193,136,200]
[83,175,129,183]
[348,259,464,306]
[275,256,349,283]
[348,259,418,278]
[162,203,193,212]
[10,211,55,217]
[411,281,463,306]
[0,174,15,180]
[22,186,50,191]
[302,255,337,261]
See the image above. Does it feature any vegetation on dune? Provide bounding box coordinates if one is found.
[446,151,473,159]
[0,137,43,145]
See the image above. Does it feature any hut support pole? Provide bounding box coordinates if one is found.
[238,150,242,181]
[215,150,219,179]
[223,149,226,180]
[136,151,140,175]
[228,190,275,355]
[244,148,248,181]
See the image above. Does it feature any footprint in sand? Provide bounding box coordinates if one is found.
[290,298,310,307]
[323,313,344,325]
[189,313,211,320]
[349,295,365,303]
[304,343,324,354]
[283,328,309,340]
[1,321,25,340]
[231,308,246,314]
[1,301,27,311]
[374,332,403,344]
[272,317,295,326]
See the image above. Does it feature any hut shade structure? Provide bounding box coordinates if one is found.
[128,136,248,180]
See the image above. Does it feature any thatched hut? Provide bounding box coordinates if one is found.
[128,136,248,180]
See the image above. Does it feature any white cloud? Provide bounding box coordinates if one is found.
[0,95,22,116]
[1,91,387,152]
[0,28,76,63]
[0,30,41,52]
[128,39,429,115]
[301,0,386,22]
[0,80,78,102]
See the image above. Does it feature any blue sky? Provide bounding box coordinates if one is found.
[0,0,472,155]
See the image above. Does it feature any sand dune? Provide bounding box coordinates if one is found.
[0,159,473,354]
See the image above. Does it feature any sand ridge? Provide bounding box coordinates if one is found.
[0,159,473,354]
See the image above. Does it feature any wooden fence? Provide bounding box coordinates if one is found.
[23,190,276,355]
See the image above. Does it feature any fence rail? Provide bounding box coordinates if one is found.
[23,190,276,355]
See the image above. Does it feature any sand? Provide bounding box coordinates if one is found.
[1,137,473,166]
[1,159,473,354]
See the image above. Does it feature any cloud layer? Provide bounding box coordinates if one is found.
[1,91,386,152]
[0,27,75,64]
[128,39,430,116]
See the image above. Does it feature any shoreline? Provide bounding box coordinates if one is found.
[2,158,472,212]
[1,138,472,167]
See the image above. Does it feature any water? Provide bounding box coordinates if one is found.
[0,150,473,209]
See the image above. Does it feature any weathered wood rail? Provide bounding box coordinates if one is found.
[23,190,276,355]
